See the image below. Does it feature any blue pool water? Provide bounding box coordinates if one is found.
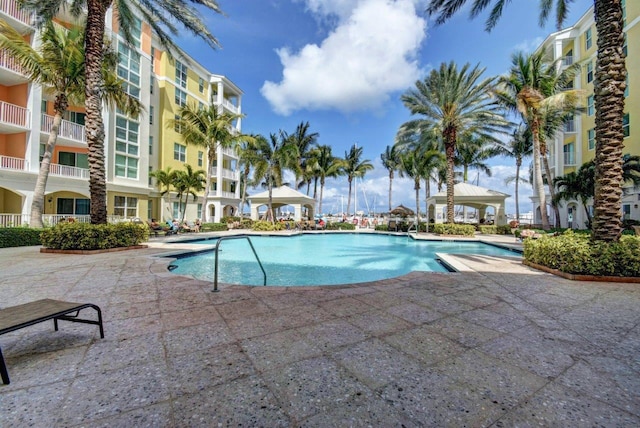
[168,234,520,286]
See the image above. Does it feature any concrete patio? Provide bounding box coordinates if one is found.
[1,234,639,427]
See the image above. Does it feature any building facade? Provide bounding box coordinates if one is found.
[532,0,639,228]
[0,1,242,226]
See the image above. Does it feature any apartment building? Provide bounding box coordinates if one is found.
[0,1,242,226]
[532,0,639,228]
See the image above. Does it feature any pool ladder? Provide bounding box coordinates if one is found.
[407,222,418,238]
[212,236,267,292]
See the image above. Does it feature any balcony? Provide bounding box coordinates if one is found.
[210,167,239,181]
[562,55,573,66]
[0,100,29,132]
[221,147,238,157]
[218,98,239,114]
[0,49,28,85]
[48,163,89,179]
[0,0,34,32]
[41,113,86,146]
[0,154,27,171]
[563,152,576,166]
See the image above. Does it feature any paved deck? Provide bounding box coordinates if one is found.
[1,233,639,427]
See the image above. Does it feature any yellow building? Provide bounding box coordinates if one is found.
[533,0,638,227]
[0,1,242,226]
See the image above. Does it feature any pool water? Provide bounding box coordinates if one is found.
[168,234,520,286]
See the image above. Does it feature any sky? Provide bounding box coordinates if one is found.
[175,0,594,216]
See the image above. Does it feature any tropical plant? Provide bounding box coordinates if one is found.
[425,0,628,241]
[315,145,344,214]
[286,121,319,194]
[400,62,508,224]
[236,135,261,216]
[150,166,175,220]
[169,103,249,222]
[22,0,224,224]
[0,20,140,228]
[342,144,374,216]
[173,164,206,223]
[455,134,494,183]
[553,165,594,227]
[492,125,533,220]
[380,145,402,211]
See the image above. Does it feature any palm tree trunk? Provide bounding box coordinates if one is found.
[388,171,394,211]
[592,0,626,241]
[346,178,353,215]
[515,159,521,220]
[445,130,456,224]
[581,197,593,227]
[414,179,420,232]
[30,108,66,228]
[85,0,109,224]
[531,119,550,230]
[542,155,561,228]
[267,182,274,224]
[319,178,325,214]
[203,150,215,222]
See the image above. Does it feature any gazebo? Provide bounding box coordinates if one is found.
[426,182,510,226]
[248,186,316,221]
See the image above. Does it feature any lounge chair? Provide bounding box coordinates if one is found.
[0,299,104,384]
[388,220,398,232]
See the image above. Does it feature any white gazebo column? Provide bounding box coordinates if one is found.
[293,205,302,220]
[495,203,507,226]
[479,207,487,222]
[435,204,446,223]
[251,204,261,221]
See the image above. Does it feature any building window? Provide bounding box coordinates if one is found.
[147,199,152,220]
[198,151,203,167]
[114,196,138,218]
[198,101,204,111]
[59,151,88,168]
[588,128,595,151]
[586,61,593,83]
[174,143,186,162]
[117,42,141,99]
[115,115,139,178]
[623,204,631,220]
[197,203,202,219]
[148,166,153,186]
[174,114,182,133]
[149,106,154,125]
[199,77,205,93]
[564,115,575,133]
[64,111,85,125]
[622,0,627,25]
[150,47,155,72]
[175,88,187,107]
[585,28,592,50]
[563,49,573,66]
[149,136,153,155]
[57,198,90,215]
[563,142,575,166]
[175,60,187,88]
[172,201,180,219]
[623,113,630,137]
[587,95,594,116]
[150,75,154,94]
[625,74,629,98]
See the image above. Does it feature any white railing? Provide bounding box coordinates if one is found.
[210,166,239,180]
[0,213,139,227]
[41,113,86,143]
[0,0,33,26]
[0,154,27,171]
[0,49,26,75]
[563,152,576,166]
[0,213,27,227]
[221,98,238,113]
[0,100,29,128]
[221,147,236,157]
[48,163,90,179]
[562,55,573,66]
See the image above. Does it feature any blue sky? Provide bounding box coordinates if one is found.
[177,0,593,216]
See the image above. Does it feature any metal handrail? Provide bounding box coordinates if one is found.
[407,222,418,237]
[213,236,266,292]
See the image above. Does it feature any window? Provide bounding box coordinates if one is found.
[623,113,630,137]
[563,142,575,166]
[588,128,595,150]
[174,143,186,162]
[147,200,152,220]
[564,116,575,133]
[198,151,203,167]
[623,34,627,57]
[623,204,631,220]
[59,152,88,168]
[150,47,155,72]
[115,115,139,178]
[149,136,153,155]
[172,202,180,219]
[175,60,187,88]
[64,111,85,125]
[114,196,138,218]
[149,106,154,125]
[175,88,187,107]
[150,75,154,94]
[586,61,593,83]
[148,166,153,186]
[57,198,90,215]
[198,101,204,111]
[41,100,47,113]
[587,95,594,116]
[585,28,592,50]
[119,16,141,47]
[563,49,573,66]
[174,114,182,133]
[625,74,629,98]
[117,43,141,99]
[197,203,202,219]
[199,77,205,93]
[622,0,627,25]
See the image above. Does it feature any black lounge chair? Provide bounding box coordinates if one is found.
[0,299,104,384]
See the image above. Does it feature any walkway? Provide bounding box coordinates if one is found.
[0,234,639,426]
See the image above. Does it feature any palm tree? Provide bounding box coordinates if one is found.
[425,0,627,241]
[400,62,508,224]
[342,144,373,216]
[173,164,205,223]
[398,149,444,231]
[236,135,261,217]
[553,165,594,227]
[251,133,297,223]
[150,166,175,220]
[380,145,401,211]
[455,134,493,183]
[495,51,581,230]
[23,0,224,225]
[491,125,533,220]
[169,103,249,222]
[0,21,140,228]
[315,145,344,214]
[286,121,319,194]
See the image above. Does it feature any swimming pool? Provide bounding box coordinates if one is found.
[168,233,520,286]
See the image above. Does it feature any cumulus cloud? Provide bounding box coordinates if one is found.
[261,0,426,115]
[513,36,544,54]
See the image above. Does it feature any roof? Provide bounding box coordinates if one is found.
[248,186,315,202]
[432,182,510,198]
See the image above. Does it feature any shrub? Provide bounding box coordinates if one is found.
[200,222,227,232]
[375,224,388,231]
[40,222,147,250]
[326,222,356,230]
[432,223,475,236]
[478,225,498,234]
[524,230,640,277]
[251,220,284,231]
[220,216,241,224]
[0,227,44,248]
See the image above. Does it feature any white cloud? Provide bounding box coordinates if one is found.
[261,0,426,115]
[513,36,544,54]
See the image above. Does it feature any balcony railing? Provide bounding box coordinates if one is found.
[0,49,26,75]
[0,154,27,171]
[0,100,29,128]
[48,163,89,179]
[220,98,239,113]
[41,113,86,143]
[562,55,573,66]
[0,0,33,26]
[221,147,237,157]
[563,152,576,166]
[210,167,239,180]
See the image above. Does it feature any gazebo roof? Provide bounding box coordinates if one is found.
[248,186,315,203]
[432,182,510,198]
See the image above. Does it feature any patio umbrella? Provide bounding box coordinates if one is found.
[390,204,415,217]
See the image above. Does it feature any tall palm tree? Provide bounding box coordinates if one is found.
[22,0,224,225]
[342,144,373,216]
[236,135,261,217]
[553,165,594,228]
[401,62,508,224]
[0,21,140,228]
[495,51,581,230]
[315,145,344,214]
[491,125,533,220]
[286,121,319,194]
[398,148,444,230]
[170,103,249,221]
[173,164,205,223]
[252,133,297,223]
[150,166,175,221]
[455,134,493,183]
[380,145,401,211]
[425,0,627,241]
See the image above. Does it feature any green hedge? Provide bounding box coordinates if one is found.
[251,220,285,231]
[200,222,228,232]
[40,222,147,250]
[375,224,388,231]
[0,227,44,248]
[326,222,356,230]
[432,223,476,236]
[478,225,513,235]
[524,230,640,277]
